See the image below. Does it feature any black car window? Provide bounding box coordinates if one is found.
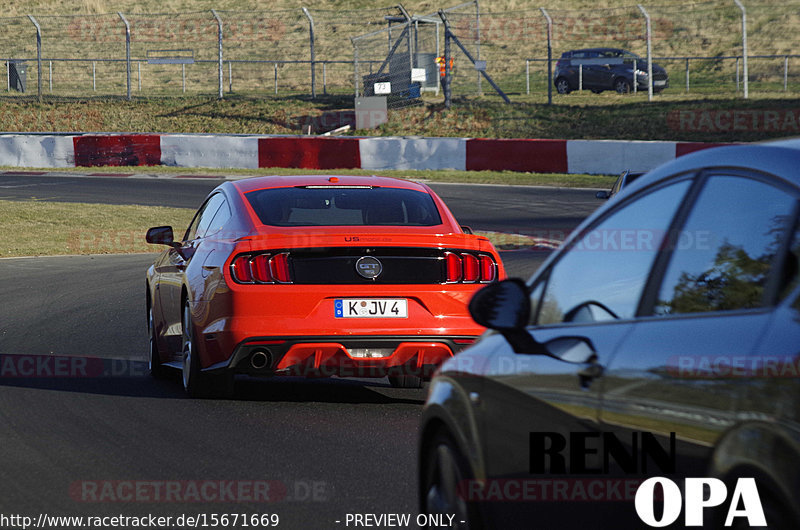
[654,175,797,315]
[245,187,442,227]
[186,193,225,241]
[535,180,692,326]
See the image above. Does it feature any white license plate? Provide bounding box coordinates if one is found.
[335,299,408,318]
[654,80,666,86]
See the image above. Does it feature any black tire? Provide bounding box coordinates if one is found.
[421,431,481,530]
[148,305,169,380]
[591,88,603,94]
[388,374,423,388]
[614,77,632,94]
[555,77,571,95]
[182,301,214,398]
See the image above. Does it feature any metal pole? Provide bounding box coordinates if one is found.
[274,62,278,95]
[398,4,413,77]
[526,59,530,95]
[302,7,316,99]
[93,61,96,91]
[138,61,141,91]
[49,60,52,92]
[28,15,42,102]
[435,22,440,96]
[118,12,131,101]
[633,59,637,94]
[734,0,748,98]
[578,64,582,91]
[637,5,653,101]
[211,9,223,100]
[323,62,327,95]
[352,38,359,98]
[685,58,689,93]
[475,0,482,95]
[182,63,186,93]
[228,61,232,93]
[444,20,452,108]
[784,56,788,92]
[736,57,740,92]
[6,61,10,92]
[540,8,552,105]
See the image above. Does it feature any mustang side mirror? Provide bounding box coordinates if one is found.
[146,226,174,245]
[469,279,547,355]
[595,190,610,200]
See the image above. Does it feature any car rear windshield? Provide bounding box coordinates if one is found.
[244,186,443,227]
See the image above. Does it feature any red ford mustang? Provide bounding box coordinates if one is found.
[146,175,505,397]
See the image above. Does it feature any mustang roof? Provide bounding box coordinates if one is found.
[231,175,431,194]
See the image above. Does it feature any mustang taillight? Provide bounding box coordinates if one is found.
[232,255,254,283]
[269,253,291,284]
[445,252,462,282]
[231,253,292,284]
[445,252,497,284]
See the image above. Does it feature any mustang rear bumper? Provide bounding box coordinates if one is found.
[216,336,477,378]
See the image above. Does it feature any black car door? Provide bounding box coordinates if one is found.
[601,171,800,527]
[479,178,694,528]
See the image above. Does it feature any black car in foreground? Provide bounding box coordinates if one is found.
[555,48,669,94]
[419,140,800,529]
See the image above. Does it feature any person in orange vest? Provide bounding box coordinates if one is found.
[434,56,454,92]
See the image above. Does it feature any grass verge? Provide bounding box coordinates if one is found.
[0,199,553,258]
[0,200,194,258]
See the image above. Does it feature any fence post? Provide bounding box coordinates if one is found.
[49,60,52,92]
[442,11,452,109]
[274,63,278,95]
[633,59,637,94]
[636,5,653,101]
[352,38,360,98]
[93,61,96,91]
[323,62,327,95]
[211,10,223,100]
[685,58,689,93]
[138,61,141,91]
[734,0,748,99]
[526,59,530,95]
[27,15,42,102]
[475,0,482,95]
[540,8,552,105]
[302,8,316,99]
[784,56,788,92]
[736,57,740,92]
[117,12,131,101]
[228,61,232,93]
[578,64,583,91]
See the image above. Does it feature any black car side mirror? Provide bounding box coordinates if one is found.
[469,279,548,355]
[146,226,174,245]
[595,190,610,200]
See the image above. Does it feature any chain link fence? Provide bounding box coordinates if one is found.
[2,1,800,102]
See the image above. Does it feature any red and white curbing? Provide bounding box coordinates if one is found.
[0,133,732,175]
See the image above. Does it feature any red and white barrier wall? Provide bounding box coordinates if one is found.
[0,133,732,175]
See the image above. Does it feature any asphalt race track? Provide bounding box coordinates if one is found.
[0,174,601,529]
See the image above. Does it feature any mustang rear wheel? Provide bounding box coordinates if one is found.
[148,306,168,379]
[422,431,479,530]
[182,301,213,398]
